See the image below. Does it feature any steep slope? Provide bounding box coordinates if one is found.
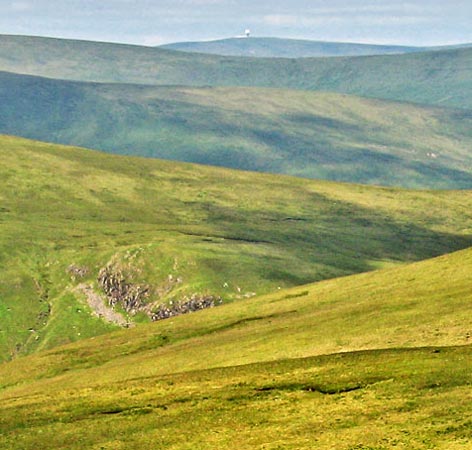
[0,35,471,109]
[1,135,472,361]
[1,247,472,449]
[160,37,421,58]
[2,72,472,188]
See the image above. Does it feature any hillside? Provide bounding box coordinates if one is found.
[1,246,472,448]
[160,37,420,58]
[2,71,472,188]
[0,35,471,109]
[430,42,472,51]
[2,12,472,448]
[1,135,472,362]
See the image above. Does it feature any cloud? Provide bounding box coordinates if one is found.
[0,0,470,47]
[10,1,33,12]
[178,0,235,4]
[262,14,298,26]
[305,3,442,15]
[262,12,433,28]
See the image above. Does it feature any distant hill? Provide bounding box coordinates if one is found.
[0,35,471,109]
[160,37,421,58]
[429,42,472,51]
[1,71,472,189]
[1,134,472,360]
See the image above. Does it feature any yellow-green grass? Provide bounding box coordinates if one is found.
[2,73,472,188]
[1,35,472,109]
[1,134,472,361]
[2,246,471,385]
[1,248,471,449]
[1,348,471,450]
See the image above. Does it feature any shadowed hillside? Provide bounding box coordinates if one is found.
[2,72,472,188]
[0,35,471,109]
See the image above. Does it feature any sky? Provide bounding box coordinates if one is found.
[1,0,471,47]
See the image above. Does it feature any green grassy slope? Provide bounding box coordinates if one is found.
[0,35,471,109]
[1,248,471,449]
[1,135,472,362]
[2,72,472,188]
[3,246,472,385]
[160,37,420,58]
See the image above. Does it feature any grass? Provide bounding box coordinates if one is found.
[2,74,472,188]
[3,245,472,385]
[1,134,472,361]
[1,246,472,448]
[2,347,471,449]
[0,35,471,109]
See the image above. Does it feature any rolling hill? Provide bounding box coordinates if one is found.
[1,135,472,363]
[2,71,472,188]
[0,35,471,109]
[2,23,472,450]
[160,37,421,58]
[1,243,471,449]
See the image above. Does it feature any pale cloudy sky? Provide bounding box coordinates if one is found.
[1,0,471,46]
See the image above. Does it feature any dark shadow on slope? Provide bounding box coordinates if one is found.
[198,189,472,284]
[1,72,472,188]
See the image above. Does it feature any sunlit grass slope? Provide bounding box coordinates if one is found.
[1,248,471,449]
[2,73,472,188]
[0,35,471,109]
[1,134,472,361]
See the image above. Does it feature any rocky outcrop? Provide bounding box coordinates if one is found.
[97,265,222,322]
[97,266,150,315]
[150,294,222,321]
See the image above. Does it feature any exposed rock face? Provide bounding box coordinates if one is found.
[97,266,150,315]
[97,266,222,322]
[151,294,222,321]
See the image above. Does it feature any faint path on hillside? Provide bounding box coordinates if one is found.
[75,284,132,327]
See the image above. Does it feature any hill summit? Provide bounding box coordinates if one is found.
[160,37,421,58]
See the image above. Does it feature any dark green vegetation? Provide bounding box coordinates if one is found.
[2,71,472,188]
[160,37,421,58]
[1,134,472,362]
[1,35,472,109]
[1,244,471,449]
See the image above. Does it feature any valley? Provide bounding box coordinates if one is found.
[1,25,471,449]
[2,134,472,360]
